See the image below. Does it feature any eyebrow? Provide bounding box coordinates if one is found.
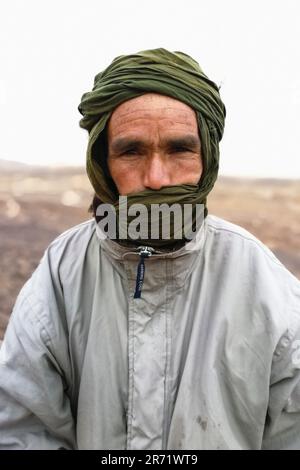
[110,135,201,153]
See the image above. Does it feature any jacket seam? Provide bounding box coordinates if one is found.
[48,219,94,248]
[162,260,173,450]
[126,286,135,449]
[207,223,284,268]
[18,293,53,348]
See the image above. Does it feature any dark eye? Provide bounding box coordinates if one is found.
[171,147,190,153]
[121,148,139,156]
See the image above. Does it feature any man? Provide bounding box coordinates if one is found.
[0,48,300,450]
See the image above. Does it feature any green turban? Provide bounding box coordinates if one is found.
[78,48,226,249]
[78,48,226,207]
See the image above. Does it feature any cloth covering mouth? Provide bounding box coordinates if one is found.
[78,48,226,248]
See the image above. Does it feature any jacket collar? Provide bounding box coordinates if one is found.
[95,219,207,291]
[95,217,207,261]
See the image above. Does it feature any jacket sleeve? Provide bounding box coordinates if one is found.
[0,273,76,449]
[262,315,300,450]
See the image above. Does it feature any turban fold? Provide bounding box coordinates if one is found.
[78,48,226,208]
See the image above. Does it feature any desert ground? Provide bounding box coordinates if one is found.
[1,161,300,339]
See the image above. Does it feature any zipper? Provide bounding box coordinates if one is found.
[133,246,154,299]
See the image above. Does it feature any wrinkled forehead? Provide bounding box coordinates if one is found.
[108,93,198,134]
[111,93,196,114]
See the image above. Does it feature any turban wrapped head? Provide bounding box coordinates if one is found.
[78,48,226,247]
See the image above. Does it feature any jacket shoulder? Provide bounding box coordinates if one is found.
[13,219,97,325]
[206,214,284,268]
[47,218,96,258]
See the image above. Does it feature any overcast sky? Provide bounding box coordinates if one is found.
[0,0,299,178]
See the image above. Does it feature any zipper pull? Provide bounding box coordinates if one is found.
[134,246,154,299]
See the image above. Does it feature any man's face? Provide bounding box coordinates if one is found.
[107,93,203,195]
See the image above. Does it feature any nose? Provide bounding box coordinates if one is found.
[143,153,171,190]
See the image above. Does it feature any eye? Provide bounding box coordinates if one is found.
[121,148,139,156]
[171,146,191,153]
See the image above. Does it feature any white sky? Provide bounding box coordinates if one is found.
[0,0,299,178]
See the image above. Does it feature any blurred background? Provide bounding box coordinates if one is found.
[0,0,300,339]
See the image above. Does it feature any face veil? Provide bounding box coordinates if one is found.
[78,48,226,247]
